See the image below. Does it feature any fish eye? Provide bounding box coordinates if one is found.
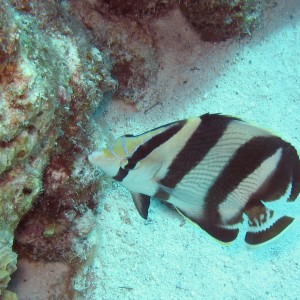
[120,158,129,169]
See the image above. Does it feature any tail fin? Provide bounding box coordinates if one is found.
[245,215,294,246]
[245,201,294,245]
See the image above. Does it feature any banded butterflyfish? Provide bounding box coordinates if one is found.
[89,114,300,246]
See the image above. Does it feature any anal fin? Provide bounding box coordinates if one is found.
[175,207,239,243]
[198,221,239,243]
[245,201,294,245]
[131,193,151,219]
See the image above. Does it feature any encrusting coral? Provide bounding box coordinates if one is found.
[0,0,116,297]
[179,0,264,42]
[72,0,160,106]
[92,0,177,19]
[70,0,265,105]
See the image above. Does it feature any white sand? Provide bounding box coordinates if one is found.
[88,1,300,299]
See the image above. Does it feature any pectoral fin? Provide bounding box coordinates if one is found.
[131,193,151,219]
[245,201,294,245]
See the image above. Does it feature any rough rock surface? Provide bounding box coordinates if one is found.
[72,0,160,106]
[92,0,177,19]
[0,0,116,297]
[71,0,265,106]
[179,0,264,42]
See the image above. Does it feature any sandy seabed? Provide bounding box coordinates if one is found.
[88,1,300,299]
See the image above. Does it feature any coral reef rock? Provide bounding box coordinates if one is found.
[179,0,264,42]
[0,0,116,297]
[91,0,177,19]
[71,0,160,106]
[70,0,265,106]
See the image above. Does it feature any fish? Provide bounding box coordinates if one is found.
[88,113,300,245]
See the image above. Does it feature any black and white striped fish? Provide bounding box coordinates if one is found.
[89,114,300,245]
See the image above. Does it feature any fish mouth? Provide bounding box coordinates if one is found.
[88,151,103,165]
[88,150,118,166]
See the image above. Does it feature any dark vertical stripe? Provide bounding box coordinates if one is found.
[158,113,236,190]
[113,120,186,182]
[289,144,300,201]
[204,136,284,222]
[255,141,296,203]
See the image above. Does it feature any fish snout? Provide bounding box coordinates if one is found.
[88,150,120,177]
[88,150,105,166]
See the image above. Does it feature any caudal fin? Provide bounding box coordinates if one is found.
[245,201,294,245]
